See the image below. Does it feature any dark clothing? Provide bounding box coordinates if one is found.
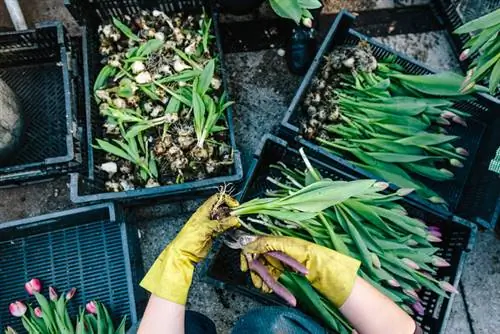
[128,306,422,333]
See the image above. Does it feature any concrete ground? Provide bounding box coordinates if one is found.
[0,1,499,333]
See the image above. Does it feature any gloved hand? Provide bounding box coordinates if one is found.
[140,194,239,305]
[241,236,361,308]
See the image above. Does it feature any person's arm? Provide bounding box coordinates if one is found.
[243,236,417,334]
[137,194,240,334]
[340,277,415,334]
[138,295,185,334]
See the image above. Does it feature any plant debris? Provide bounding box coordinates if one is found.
[93,10,234,192]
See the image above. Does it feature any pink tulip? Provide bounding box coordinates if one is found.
[302,18,313,28]
[427,226,440,232]
[429,229,442,238]
[9,301,27,317]
[440,281,459,294]
[432,256,451,267]
[4,326,17,334]
[412,302,425,316]
[456,147,469,156]
[25,278,42,295]
[374,181,390,191]
[459,49,470,61]
[452,116,467,127]
[427,235,442,243]
[34,307,43,318]
[450,158,464,168]
[403,289,420,300]
[387,279,400,287]
[396,188,414,196]
[402,258,420,270]
[66,288,77,301]
[440,111,456,119]
[428,196,446,204]
[86,301,97,314]
[49,287,58,301]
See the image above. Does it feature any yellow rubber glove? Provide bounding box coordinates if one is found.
[140,194,239,305]
[242,236,361,308]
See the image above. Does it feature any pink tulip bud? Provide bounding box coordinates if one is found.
[371,253,381,269]
[34,307,43,318]
[459,49,470,61]
[302,17,313,28]
[439,168,454,178]
[452,116,467,127]
[407,239,418,246]
[456,147,469,156]
[387,279,400,287]
[49,287,58,301]
[24,278,42,295]
[5,326,17,334]
[427,226,440,232]
[440,281,459,294]
[402,258,420,270]
[419,271,434,280]
[404,289,420,300]
[436,118,451,126]
[427,234,442,242]
[429,229,442,238]
[440,111,456,119]
[66,288,76,301]
[412,302,425,316]
[374,181,390,191]
[460,80,475,94]
[432,256,451,267]
[428,196,446,204]
[86,301,97,314]
[449,158,464,168]
[396,188,414,196]
[9,301,27,317]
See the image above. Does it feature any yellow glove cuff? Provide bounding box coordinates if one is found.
[140,247,194,305]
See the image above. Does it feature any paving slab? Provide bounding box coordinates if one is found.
[460,231,500,334]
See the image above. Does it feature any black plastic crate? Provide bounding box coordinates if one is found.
[0,22,82,185]
[65,0,243,204]
[280,10,500,229]
[206,134,477,334]
[432,0,500,101]
[0,203,145,332]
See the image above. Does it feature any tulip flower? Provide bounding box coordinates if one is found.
[66,288,77,301]
[9,301,27,317]
[86,301,97,314]
[403,289,420,300]
[387,279,400,288]
[396,188,414,197]
[432,256,451,267]
[302,17,313,28]
[25,278,42,295]
[412,302,425,316]
[4,326,17,334]
[49,286,58,301]
[34,307,43,318]
[402,258,420,270]
[429,229,442,238]
[440,281,459,294]
[459,48,470,61]
[455,147,469,156]
[427,234,442,243]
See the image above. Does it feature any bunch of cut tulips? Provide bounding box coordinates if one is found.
[228,149,457,333]
[300,42,487,206]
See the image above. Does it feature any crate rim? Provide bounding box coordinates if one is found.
[280,9,500,229]
[0,21,80,184]
[0,201,141,325]
[206,133,478,334]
